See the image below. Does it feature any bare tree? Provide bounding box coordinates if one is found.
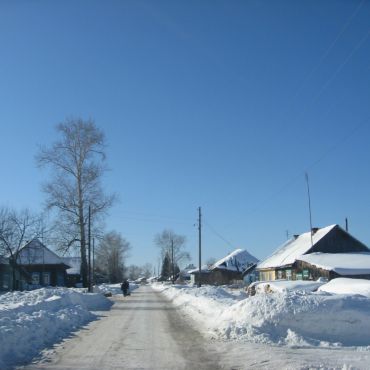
[154,229,190,282]
[36,118,115,287]
[127,264,142,281]
[142,263,153,279]
[0,207,43,290]
[95,231,130,283]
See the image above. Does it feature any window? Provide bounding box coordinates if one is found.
[2,274,9,289]
[32,273,40,285]
[286,269,292,280]
[43,272,50,285]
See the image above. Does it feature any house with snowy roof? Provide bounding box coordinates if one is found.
[257,224,369,281]
[190,249,259,285]
[17,238,70,288]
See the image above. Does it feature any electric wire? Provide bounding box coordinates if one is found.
[204,220,235,249]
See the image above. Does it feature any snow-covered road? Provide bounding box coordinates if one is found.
[15,285,370,370]
[19,286,222,370]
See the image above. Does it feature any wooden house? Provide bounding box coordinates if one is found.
[190,249,258,285]
[257,224,369,281]
[17,239,70,288]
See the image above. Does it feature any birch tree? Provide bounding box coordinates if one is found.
[95,231,130,283]
[36,118,115,287]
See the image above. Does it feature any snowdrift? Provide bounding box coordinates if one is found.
[153,283,370,347]
[0,287,112,370]
[318,277,370,298]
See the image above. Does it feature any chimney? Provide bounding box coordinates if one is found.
[311,227,319,235]
[293,234,299,240]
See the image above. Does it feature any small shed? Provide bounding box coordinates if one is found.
[62,257,82,287]
[189,265,211,285]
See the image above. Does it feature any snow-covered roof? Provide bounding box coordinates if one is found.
[318,277,370,297]
[17,239,68,266]
[257,225,336,270]
[188,265,211,274]
[297,252,370,275]
[62,257,81,275]
[211,249,259,272]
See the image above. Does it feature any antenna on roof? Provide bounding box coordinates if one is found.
[305,172,313,247]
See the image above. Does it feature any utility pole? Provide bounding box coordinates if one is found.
[92,237,95,286]
[305,172,313,247]
[171,238,174,284]
[198,206,202,288]
[88,205,92,292]
[345,217,349,232]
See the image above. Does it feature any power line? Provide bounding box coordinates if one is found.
[245,118,368,217]
[204,220,234,249]
[306,29,370,110]
[289,0,365,102]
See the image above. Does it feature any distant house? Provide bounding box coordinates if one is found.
[177,264,197,283]
[190,249,259,285]
[257,224,369,281]
[62,257,82,287]
[17,239,70,288]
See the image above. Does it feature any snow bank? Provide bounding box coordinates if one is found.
[0,288,112,369]
[153,283,370,348]
[254,280,324,293]
[318,278,370,298]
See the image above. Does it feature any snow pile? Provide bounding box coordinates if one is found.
[318,278,370,298]
[254,280,324,294]
[94,282,139,295]
[153,283,370,347]
[0,287,112,369]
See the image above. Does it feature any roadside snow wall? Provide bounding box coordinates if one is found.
[0,287,112,370]
[153,284,370,347]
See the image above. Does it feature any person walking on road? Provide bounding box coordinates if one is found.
[121,279,130,297]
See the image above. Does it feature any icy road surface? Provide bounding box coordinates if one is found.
[19,286,222,370]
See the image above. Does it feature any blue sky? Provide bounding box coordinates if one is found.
[1,0,370,269]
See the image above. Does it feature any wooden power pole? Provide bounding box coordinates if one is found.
[305,172,313,247]
[198,206,202,288]
[88,205,92,292]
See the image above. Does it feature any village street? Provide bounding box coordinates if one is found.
[18,286,222,370]
[15,285,370,370]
